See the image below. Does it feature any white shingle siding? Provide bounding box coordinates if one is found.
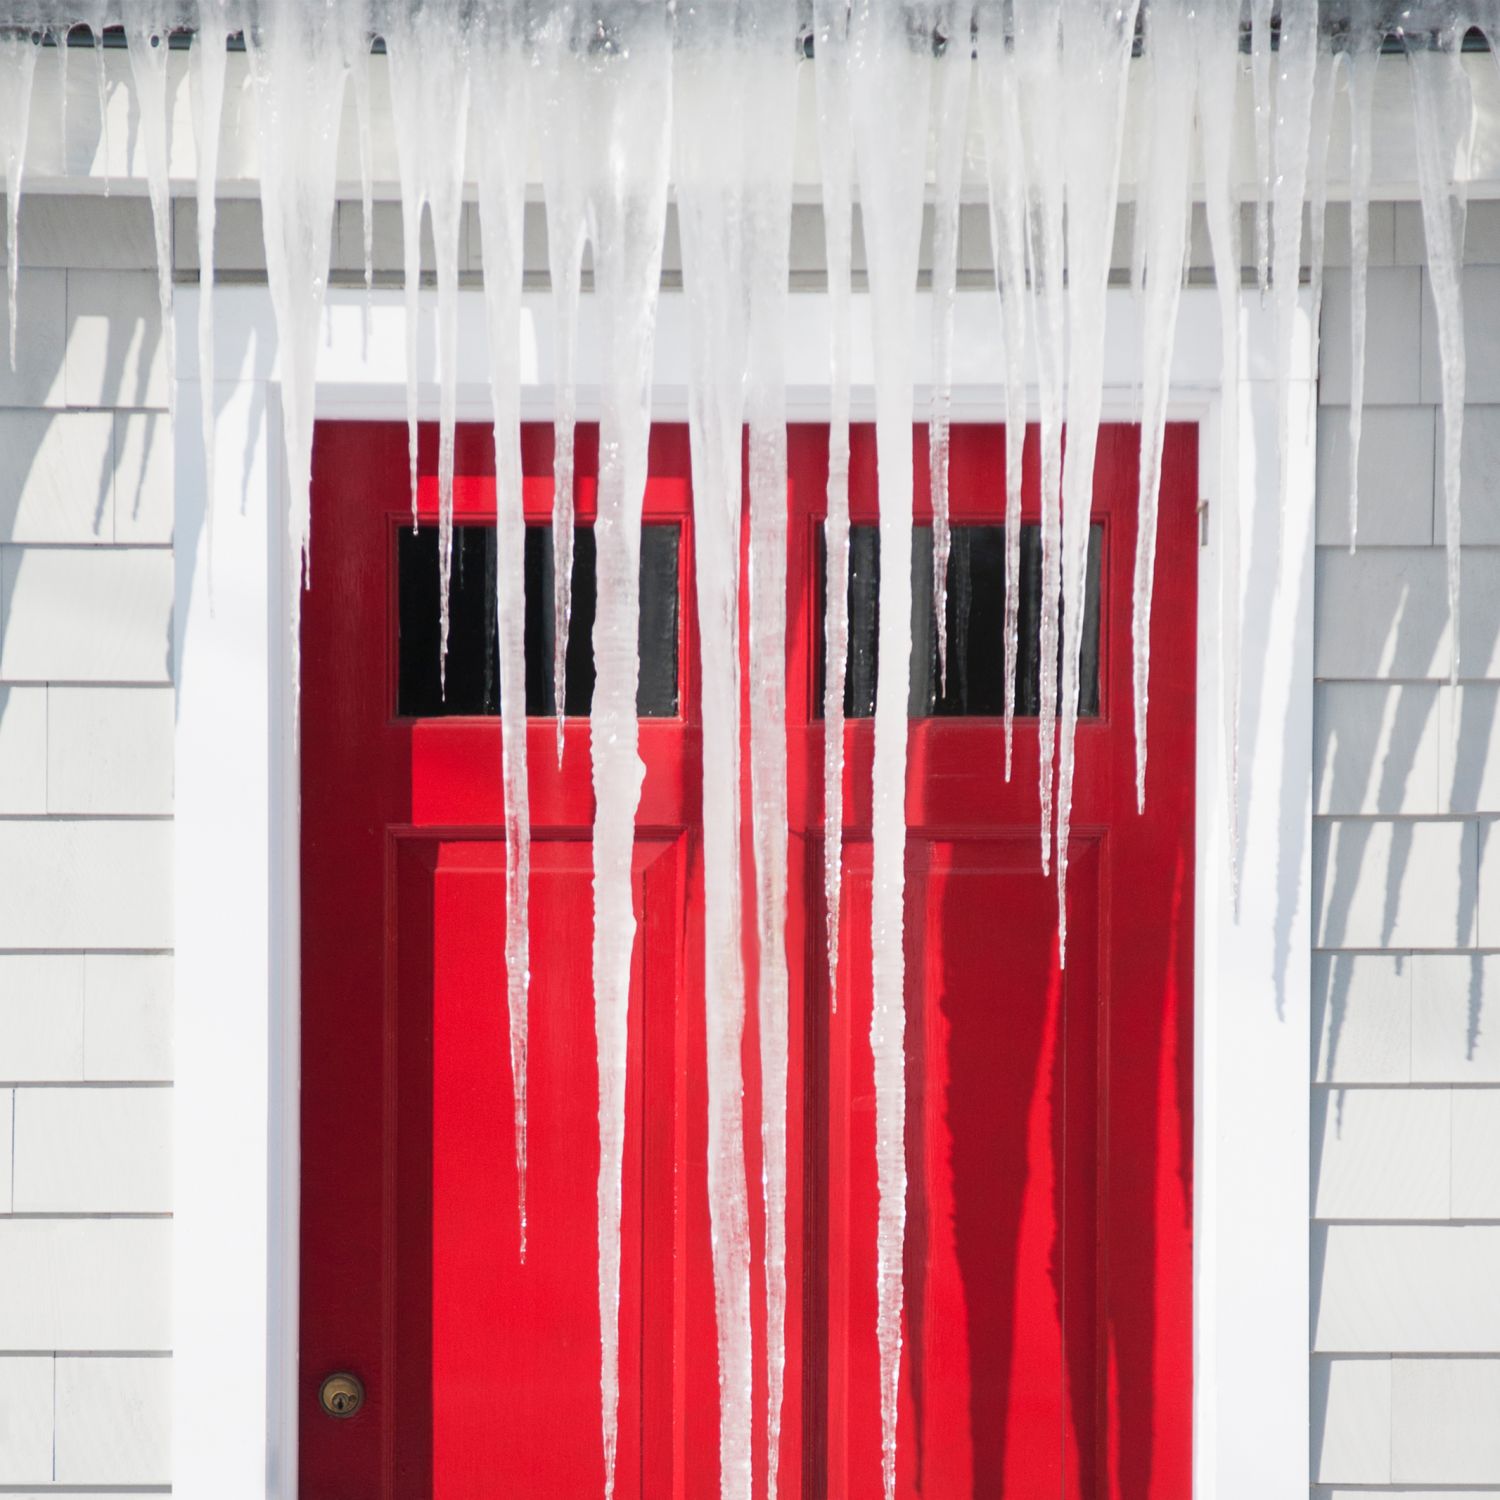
[0,197,172,1493]
[1312,222,1500,1493]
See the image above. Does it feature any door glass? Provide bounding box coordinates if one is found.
[815,522,1104,718]
[397,522,681,718]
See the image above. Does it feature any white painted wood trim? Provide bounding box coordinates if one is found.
[172,283,1313,1498]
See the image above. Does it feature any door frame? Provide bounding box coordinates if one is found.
[171,282,1314,1500]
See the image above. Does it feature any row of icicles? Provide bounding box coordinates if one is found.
[0,3,1491,1498]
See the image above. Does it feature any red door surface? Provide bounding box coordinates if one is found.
[301,419,1195,1499]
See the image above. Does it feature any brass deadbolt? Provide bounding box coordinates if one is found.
[319,1371,365,1420]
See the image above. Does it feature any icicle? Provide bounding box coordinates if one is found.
[1344,35,1378,552]
[56,23,68,161]
[814,0,854,1006]
[1196,0,1245,901]
[976,3,1029,782]
[560,7,674,1496]
[245,0,350,694]
[84,1,109,195]
[346,21,376,307]
[929,4,972,695]
[1408,37,1473,684]
[673,5,753,1493]
[743,13,797,1496]
[473,1,533,1266]
[189,4,228,590]
[539,11,591,766]
[1269,0,1318,541]
[1013,0,1066,876]
[1053,0,1140,964]
[1131,1,1196,813]
[1306,47,1336,365]
[386,5,472,694]
[0,29,37,372]
[124,11,175,417]
[1249,0,1274,295]
[850,4,935,1492]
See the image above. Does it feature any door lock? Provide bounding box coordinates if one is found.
[318,1371,365,1419]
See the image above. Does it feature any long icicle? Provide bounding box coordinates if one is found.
[1014,0,1066,876]
[1131,0,1196,813]
[123,12,174,416]
[1344,34,1378,552]
[1053,0,1140,964]
[0,30,37,371]
[1249,0,1274,295]
[346,18,376,308]
[584,8,673,1495]
[850,4,936,1493]
[1195,0,1246,902]
[244,0,349,695]
[976,3,1030,782]
[386,6,472,694]
[540,3,591,766]
[189,3,229,591]
[743,9,798,1494]
[814,0,854,1008]
[1408,36,1473,685]
[673,6,753,1491]
[929,3,973,695]
[473,0,533,1267]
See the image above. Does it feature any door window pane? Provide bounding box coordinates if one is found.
[815,522,1103,719]
[397,523,680,719]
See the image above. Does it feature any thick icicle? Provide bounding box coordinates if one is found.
[473,2,533,1265]
[1053,0,1140,963]
[245,0,349,690]
[673,6,753,1492]
[976,3,1030,781]
[929,4,973,693]
[572,8,673,1496]
[189,6,229,585]
[1195,0,1246,898]
[1131,1,1196,813]
[1269,0,1318,537]
[0,30,37,371]
[1249,0,1274,294]
[1306,48,1336,365]
[850,4,934,1492]
[1408,38,1473,683]
[1013,0,1067,874]
[386,5,472,692]
[814,0,854,1005]
[539,8,591,765]
[124,12,175,415]
[1344,36,1378,551]
[743,12,798,1496]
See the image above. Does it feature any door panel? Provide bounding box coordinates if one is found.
[303,418,1195,1499]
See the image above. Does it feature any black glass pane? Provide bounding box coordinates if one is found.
[397,523,680,719]
[815,523,1103,720]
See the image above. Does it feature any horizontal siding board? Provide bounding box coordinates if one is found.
[0,954,84,1081]
[54,1356,171,1485]
[1315,1224,1500,1352]
[0,1220,169,1349]
[1312,1087,1450,1221]
[0,547,173,684]
[1411,954,1500,1083]
[0,411,115,545]
[1315,682,1441,816]
[0,821,172,950]
[83,953,172,1083]
[0,684,46,813]
[0,267,66,408]
[1313,952,1412,1084]
[112,411,173,545]
[11,1087,172,1214]
[1314,548,1451,681]
[1312,1355,1392,1485]
[1314,819,1476,951]
[1440,685,1500,813]
[63,270,167,412]
[1392,1357,1500,1485]
[1452,1091,1500,1220]
[1321,266,1424,406]
[1316,404,1436,548]
[0,1356,55,1483]
[46,685,174,816]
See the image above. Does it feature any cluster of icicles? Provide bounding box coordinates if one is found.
[0,2,1491,1496]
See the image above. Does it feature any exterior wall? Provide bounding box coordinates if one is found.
[0,197,174,1493]
[1312,202,1500,1494]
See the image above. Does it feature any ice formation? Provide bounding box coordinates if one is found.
[1,3,1495,1496]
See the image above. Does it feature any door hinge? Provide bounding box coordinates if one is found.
[1198,499,1209,547]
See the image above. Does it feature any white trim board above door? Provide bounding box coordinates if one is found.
[170,283,1314,1500]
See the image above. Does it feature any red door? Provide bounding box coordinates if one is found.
[301,418,1194,1498]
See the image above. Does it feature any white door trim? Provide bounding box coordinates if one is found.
[172,282,1313,1499]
